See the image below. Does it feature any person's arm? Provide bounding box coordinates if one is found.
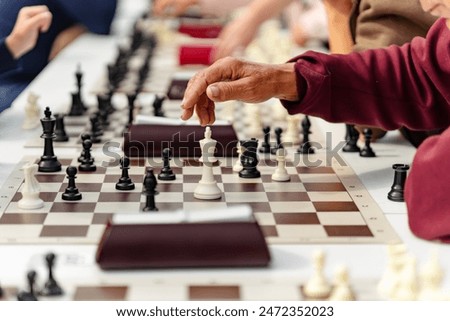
[153,0,250,17]
[213,0,294,60]
[0,38,19,73]
[406,127,450,241]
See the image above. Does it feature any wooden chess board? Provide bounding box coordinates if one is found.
[0,150,399,245]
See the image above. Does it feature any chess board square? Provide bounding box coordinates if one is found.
[0,213,47,224]
[92,213,113,224]
[55,192,99,203]
[317,212,366,226]
[35,183,64,192]
[58,159,74,166]
[35,174,65,183]
[242,284,300,300]
[78,167,107,175]
[303,182,346,191]
[39,225,90,237]
[103,174,142,183]
[45,212,94,225]
[69,174,105,184]
[158,203,184,211]
[98,192,141,202]
[183,192,226,202]
[307,192,352,202]
[73,286,128,301]
[263,182,305,192]
[130,158,146,167]
[183,174,222,183]
[260,225,278,237]
[274,213,320,224]
[313,202,359,212]
[225,192,268,203]
[5,202,52,214]
[50,202,97,213]
[157,192,184,203]
[296,166,335,174]
[100,182,143,193]
[253,212,275,225]
[232,202,271,212]
[182,183,224,193]
[86,225,107,240]
[189,285,240,300]
[222,183,264,193]
[324,225,373,237]
[95,202,142,213]
[276,224,327,238]
[0,225,42,239]
[270,202,316,213]
[58,183,102,193]
[266,192,310,202]
[157,183,183,193]
[299,173,340,183]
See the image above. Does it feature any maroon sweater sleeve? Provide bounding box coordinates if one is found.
[281,18,450,131]
[406,127,450,242]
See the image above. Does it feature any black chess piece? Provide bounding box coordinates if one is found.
[359,128,376,157]
[62,166,82,201]
[127,92,138,126]
[97,94,110,128]
[239,138,261,178]
[78,133,91,162]
[17,271,38,301]
[297,115,315,154]
[89,114,103,143]
[142,168,159,212]
[259,126,272,153]
[116,156,135,190]
[342,124,361,153]
[68,92,84,116]
[0,282,4,298]
[75,65,87,111]
[158,148,176,181]
[38,107,62,172]
[39,253,63,296]
[78,139,96,172]
[153,95,166,117]
[271,127,283,154]
[388,164,410,202]
[53,114,69,142]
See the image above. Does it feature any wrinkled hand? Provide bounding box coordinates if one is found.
[212,15,259,61]
[181,57,298,126]
[153,0,197,16]
[6,6,52,59]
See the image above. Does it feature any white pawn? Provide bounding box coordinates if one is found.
[194,127,222,200]
[22,92,41,130]
[198,126,217,164]
[329,265,355,301]
[18,163,44,210]
[377,243,408,298]
[284,115,301,145]
[233,142,243,172]
[391,255,419,300]
[272,148,290,182]
[419,249,445,300]
[303,250,332,299]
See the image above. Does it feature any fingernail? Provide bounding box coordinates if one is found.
[208,85,219,98]
[180,98,185,107]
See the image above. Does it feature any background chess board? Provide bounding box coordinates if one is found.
[0,150,398,244]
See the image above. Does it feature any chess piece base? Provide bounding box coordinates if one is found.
[18,194,44,210]
[342,143,360,153]
[194,181,222,200]
[387,189,404,202]
[239,168,261,179]
[38,158,62,172]
[359,149,376,157]
[39,281,64,296]
[116,180,135,190]
[78,163,97,172]
[62,190,82,201]
[272,172,290,182]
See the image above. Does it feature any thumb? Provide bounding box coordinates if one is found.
[206,79,249,102]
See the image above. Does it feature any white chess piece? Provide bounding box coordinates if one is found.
[198,127,217,163]
[194,127,222,200]
[391,255,419,300]
[22,92,41,130]
[18,163,44,210]
[329,265,355,301]
[377,243,408,298]
[303,249,332,299]
[271,148,290,182]
[284,115,301,145]
[233,142,243,172]
[419,249,445,300]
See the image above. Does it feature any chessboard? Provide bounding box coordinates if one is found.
[0,148,399,245]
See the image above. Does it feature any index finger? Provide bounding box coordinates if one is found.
[20,5,50,18]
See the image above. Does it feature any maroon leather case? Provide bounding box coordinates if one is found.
[96,221,271,269]
[179,45,214,65]
[178,24,222,38]
[123,124,238,158]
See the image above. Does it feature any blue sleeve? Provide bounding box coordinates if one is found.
[53,0,118,34]
[0,38,19,74]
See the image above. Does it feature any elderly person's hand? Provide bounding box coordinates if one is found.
[181,57,298,126]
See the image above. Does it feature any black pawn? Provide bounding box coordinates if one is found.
[259,126,272,153]
[342,124,360,153]
[38,107,62,172]
[360,128,376,157]
[153,95,166,117]
[78,139,96,172]
[53,114,69,142]
[62,166,82,201]
[89,114,103,143]
[388,164,410,202]
[75,65,87,111]
[271,127,283,154]
[127,92,138,126]
[116,156,135,190]
[78,133,91,162]
[17,271,38,301]
[142,168,159,212]
[298,115,315,154]
[39,253,63,296]
[158,148,176,180]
